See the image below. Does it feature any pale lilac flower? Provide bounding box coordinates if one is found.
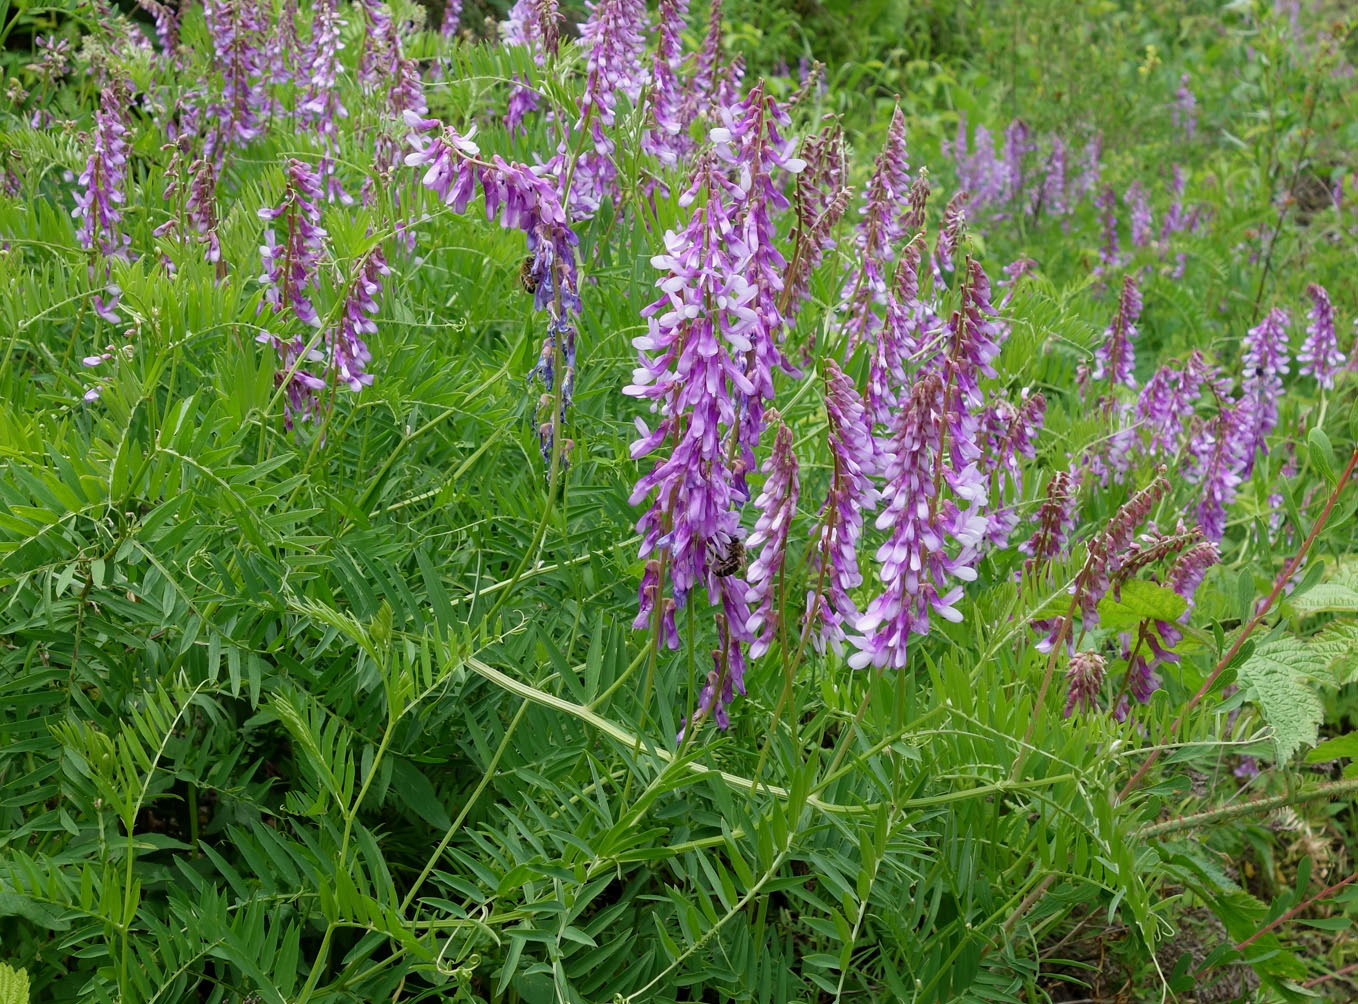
[1299,283,1342,388]
[1092,274,1142,389]
[806,360,879,654]
[1064,651,1106,717]
[680,0,724,134]
[300,0,350,200]
[745,415,799,658]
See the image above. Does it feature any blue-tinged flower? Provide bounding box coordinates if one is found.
[1124,180,1152,247]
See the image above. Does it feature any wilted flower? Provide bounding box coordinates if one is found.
[1064,651,1106,717]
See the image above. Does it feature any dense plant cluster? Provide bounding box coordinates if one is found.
[2,0,1358,1001]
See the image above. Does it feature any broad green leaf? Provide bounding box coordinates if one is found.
[1307,427,1339,488]
[1097,580,1188,631]
[1305,733,1358,763]
[1236,639,1325,763]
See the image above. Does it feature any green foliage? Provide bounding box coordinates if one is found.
[0,0,1356,1002]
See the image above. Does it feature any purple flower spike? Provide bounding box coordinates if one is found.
[1093,274,1143,390]
[1124,180,1152,247]
[1064,651,1106,717]
[327,246,389,392]
[258,158,327,328]
[1021,469,1079,579]
[72,79,132,262]
[1173,74,1197,140]
[642,0,691,168]
[441,0,462,36]
[202,0,270,156]
[625,155,756,645]
[806,360,880,655]
[1299,284,1342,389]
[851,372,987,670]
[745,415,799,658]
[982,391,1046,549]
[1236,307,1290,474]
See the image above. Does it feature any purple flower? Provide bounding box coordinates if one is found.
[1002,119,1031,202]
[933,191,968,277]
[1093,186,1123,274]
[745,415,799,658]
[841,107,911,353]
[1092,274,1142,389]
[1235,307,1290,473]
[1186,404,1247,542]
[1136,350,1209,457]
[1173,74,1197,140]
[1299,283,1342,389]
[717,84,804,492]
[441,0,462,35]
[202,0,270,156]
[1073,133,1102,200]
[642,0,691,168]
[1020,469,1079,577]
[806,360,880,655]
[567,0,650,216]
[680,0,725,134]
[1124,180,1152,247]
[1064,651,1106,717]
[325,246,389,392]
[850,371,987,670]
[258,158,327,328]
[624,155,757,711]
[981,391,1045,549]
[1039,136,1068,217]
[72,79,132,262]
[405,113,580,316]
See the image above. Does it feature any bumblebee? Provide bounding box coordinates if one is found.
[711,538,746,578]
